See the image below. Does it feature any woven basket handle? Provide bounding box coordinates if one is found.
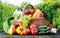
[24,4,35,10]
[20,4,35,19]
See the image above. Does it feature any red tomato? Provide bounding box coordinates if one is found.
[28,9,34,15]
[30,10,35,15]
[24,10,30,15]
[31,28,38,35]
[30,24,37,29]
[23,28,30,35]
[48,24,54,29]
[24,9,35,15]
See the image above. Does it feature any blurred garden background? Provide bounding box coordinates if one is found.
[0,0,60,32]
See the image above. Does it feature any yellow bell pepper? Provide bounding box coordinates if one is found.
[16,26,25,35]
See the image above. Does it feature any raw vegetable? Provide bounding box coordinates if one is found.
[48,24,54,30]
[30,24,37,29]
[13,8,22,19]
[36,11,44,18]
[16,26,25,35]
[0,2,17,31]
[32,9,40,18]
[24,9,35,15]
[51,28,57,33]
[23,28,30,35]
[31,28,38,35]
[8,25,16,34]
[3,20,10,33]
[35,0,59,24]
[38,26,47,35]
[38,29,47,31]
[22,15,31,28]
[38,31,47,35]
[47,30,56,35]
[38,26,47,29]
[47,26,50,30]
[3,16,14,34]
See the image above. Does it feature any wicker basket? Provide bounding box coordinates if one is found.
[21,4,48,27]
[30,17,48,27]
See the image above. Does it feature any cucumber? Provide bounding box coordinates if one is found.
[38,26,48,32]
[38,31,47,35]
[39,30,47,33]
[38,26,47,29]
[38,29,47,32]
[38,29,47,31]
